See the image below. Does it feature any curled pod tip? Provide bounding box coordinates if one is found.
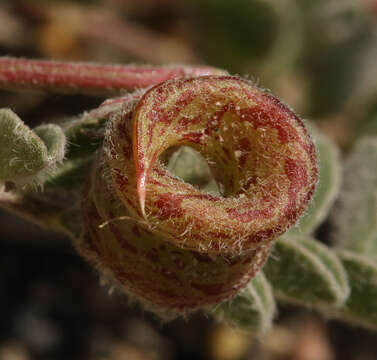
[131,76,318,254]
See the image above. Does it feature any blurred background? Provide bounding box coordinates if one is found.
[1,0,377,359]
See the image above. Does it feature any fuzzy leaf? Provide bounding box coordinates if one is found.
[0,109,48,185]
[289,127,341,235]
[264,236,349,309]
[338,250,377,330]
[213,271,276,334]
[34,124,66,164]
[64,116,106,160]
[0,109,67,188]
[331,136,377,258]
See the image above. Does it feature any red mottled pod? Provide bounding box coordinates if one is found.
[78,76,318,316]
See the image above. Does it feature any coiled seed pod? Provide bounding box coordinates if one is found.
[78,76,318,316]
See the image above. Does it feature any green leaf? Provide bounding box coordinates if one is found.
[0,109,67,188]
[0,109,48,186]
[34,124,66,164]
[331,136,377,258]
[338,250,377,330]
[289,125,341,235]
[212,271,276,334]
[64,114,106,160]
[264,236,349,309]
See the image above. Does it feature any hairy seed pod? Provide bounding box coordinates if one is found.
[78,76,318,316]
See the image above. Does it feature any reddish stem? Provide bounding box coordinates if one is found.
[0,57,226,95]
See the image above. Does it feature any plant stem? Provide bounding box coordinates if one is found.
[0,57,225,95]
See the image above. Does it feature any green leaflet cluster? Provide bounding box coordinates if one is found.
[0,108,100,233]
[0,109,66,187]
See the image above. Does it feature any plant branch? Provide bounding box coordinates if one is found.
[0,57,226,95]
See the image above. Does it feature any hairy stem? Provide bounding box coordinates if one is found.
[0,57,226,95]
